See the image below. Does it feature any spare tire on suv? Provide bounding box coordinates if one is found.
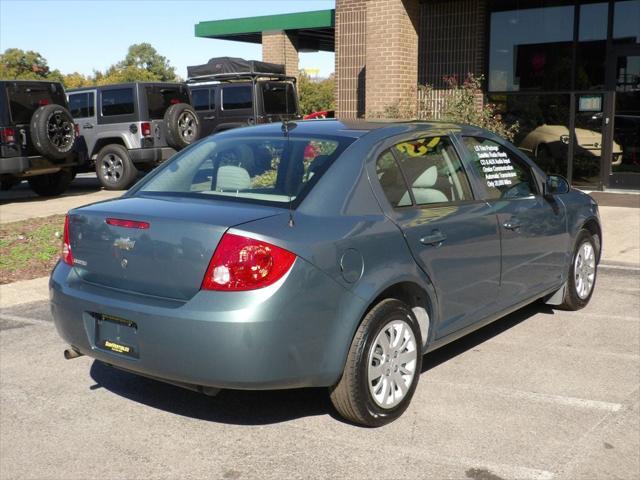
[30,104,76,160]
[164,103,200,150]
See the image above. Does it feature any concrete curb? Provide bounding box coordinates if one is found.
[0,277,50,308]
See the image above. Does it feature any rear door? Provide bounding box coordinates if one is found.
[459,136,569,307]
[190,86,216,137]
[373,135,501,338]
[68,90,97,160]
[219,84,253,130]
[258,81,299,122]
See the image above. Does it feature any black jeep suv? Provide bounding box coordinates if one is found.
[187,57,300,137]
[1,80,79,196]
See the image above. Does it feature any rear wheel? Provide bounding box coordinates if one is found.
[95,144,137,190]
[27,169,73,197]
[558,229,598,310]
[330,299,422,427]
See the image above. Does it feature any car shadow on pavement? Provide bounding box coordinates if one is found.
[89,301,556,426]
[421,301,554,373]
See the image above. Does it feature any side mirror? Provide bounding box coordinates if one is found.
[545,174,570,196]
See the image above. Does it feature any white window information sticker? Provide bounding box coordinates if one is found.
[474,144,517,188]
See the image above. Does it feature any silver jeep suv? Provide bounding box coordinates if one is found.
[68,82,199,190]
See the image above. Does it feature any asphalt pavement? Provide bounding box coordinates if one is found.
[1,266,638,480]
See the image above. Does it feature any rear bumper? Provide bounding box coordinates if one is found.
[50,259,364,391]
[129,147,176,165]
[0,155,30,174]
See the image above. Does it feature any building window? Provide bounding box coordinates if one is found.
[489,5,574,92]
[576,2,608,90]
[613,0,640,45]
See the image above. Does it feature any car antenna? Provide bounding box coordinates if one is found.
[282,117,295,227]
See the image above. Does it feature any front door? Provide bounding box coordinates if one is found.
[604,48,640,189]
[459,136,569,307]
[374,135,502,338]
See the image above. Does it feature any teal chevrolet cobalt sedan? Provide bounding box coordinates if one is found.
[51,120,601,426]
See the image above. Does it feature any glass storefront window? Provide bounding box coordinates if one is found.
[487,94,571,177]
[489,5,574,92]
[613,0,640,45]
[576,2,608,90]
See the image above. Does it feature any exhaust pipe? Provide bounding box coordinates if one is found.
[64,347,84,359]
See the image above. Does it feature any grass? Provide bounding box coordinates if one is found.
[0,214,65,284]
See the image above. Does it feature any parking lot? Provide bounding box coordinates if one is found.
[1,263,638,479]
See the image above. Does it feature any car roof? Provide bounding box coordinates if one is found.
[220,119,475,140]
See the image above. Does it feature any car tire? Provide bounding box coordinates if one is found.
[95,144,137,190]
[164,103,200,150]
[30,104,76,160]
[27,169,73,197]
[329,299,422,427]
[558,229,598,310]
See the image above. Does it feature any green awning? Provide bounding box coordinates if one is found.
[195,9,335,52]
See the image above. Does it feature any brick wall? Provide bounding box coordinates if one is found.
[418,0,486,88]
[365,0,421,118]
[262,30,299,80]
[335,0,367,118]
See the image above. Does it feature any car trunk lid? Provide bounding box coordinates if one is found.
[69,195,283,300]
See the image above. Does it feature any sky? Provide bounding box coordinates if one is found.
[0,0,336,78]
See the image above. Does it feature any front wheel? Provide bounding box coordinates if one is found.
[558,229,598,310]
[330,299,422,427]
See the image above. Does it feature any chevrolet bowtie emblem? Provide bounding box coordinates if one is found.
[114,237,136,251]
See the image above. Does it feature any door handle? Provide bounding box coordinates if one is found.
[503,220,522,231]
[203,116,216,120]
[82,123,94,129]
[420,230,447,246]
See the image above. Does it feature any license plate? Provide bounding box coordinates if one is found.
[94,313,139,359]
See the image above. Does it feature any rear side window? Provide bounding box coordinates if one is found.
[261,82,297,115]
[375,151,412,207]
[376,136,473,207]
[101,88,134,116]
[145,86,190,119]
[191,88,213,111]
[222,86,252,110]
[68,92,94,118]
[6,82,66,124]
[461,137,537,199]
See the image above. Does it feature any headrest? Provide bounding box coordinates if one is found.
[216,166,250,191]
[412,165,438,188]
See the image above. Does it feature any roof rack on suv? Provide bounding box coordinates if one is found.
[186,57,296,84]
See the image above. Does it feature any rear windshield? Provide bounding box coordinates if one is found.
[145,86,190,119]
[6,82,66,124]
[136,132,354,206]
[261,82,297,115]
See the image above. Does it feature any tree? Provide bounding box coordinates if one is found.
[62,72,94,89]
[0,48,52,80]
[116,43,177,82]
[298,72,335,115]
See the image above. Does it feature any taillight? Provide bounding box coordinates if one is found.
[140,122,152,137]
[61,214,73,266]
[0,127,16,144]
[38,99,50,106]
[74,123,80,137]
[201,233,296,291]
